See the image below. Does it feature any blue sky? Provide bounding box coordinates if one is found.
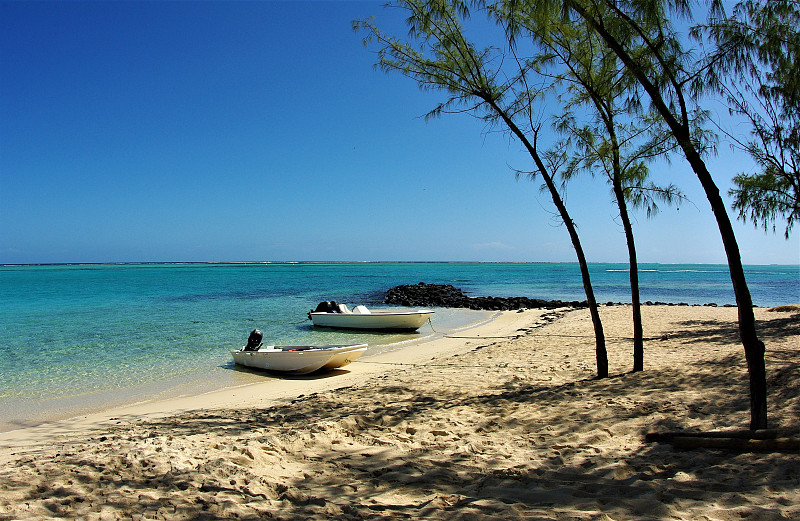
[1,1,797,265]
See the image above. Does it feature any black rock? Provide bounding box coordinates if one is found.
[385,282,587,311]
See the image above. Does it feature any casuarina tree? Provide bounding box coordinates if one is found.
[355,0,610,377]
[698,0,800,239]
[494,5,685,372]
[505,0,769,428]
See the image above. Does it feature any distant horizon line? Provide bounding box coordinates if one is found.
[3,260,798,267]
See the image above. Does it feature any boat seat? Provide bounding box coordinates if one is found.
[352,305,371,314]
[337,304,351,313]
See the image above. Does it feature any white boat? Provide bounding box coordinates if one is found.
[308,303,434,331]
[231,343,368,374]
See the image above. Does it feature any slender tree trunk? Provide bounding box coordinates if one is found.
[487,99,608,377]
[597,98,644,373]
[537,167,608,378]
[564,212,609,378]
[613,176,644,371]
[678,142,767,429]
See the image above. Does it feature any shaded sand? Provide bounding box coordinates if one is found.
[0,305,798,520]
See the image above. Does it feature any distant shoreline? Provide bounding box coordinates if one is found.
[4,260,798,268]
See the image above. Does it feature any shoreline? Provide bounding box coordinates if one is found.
[4,260,799,267]
[0,308,497,435]
[1,304,798,520]
[0,307,523,456]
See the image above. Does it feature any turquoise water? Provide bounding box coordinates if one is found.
[1,262,797,430]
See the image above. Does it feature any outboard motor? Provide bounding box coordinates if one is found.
[244,329,263,351]
[308,301,341,320]
[313,301,340,313]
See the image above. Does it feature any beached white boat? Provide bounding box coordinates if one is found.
[231,343,368,374]
[308,303,434,331]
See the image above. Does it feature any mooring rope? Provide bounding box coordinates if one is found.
[445,332,661,341]
[428,313,653,341]
[354,360,529,369]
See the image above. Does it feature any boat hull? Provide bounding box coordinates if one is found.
[309,310,433,331]
[231,344,367,374]
[320,347,368,371]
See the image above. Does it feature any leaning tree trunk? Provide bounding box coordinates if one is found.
[680,143,767,429]
[536,167,608,378]
[488,99,609,378]
[562,209,609,378]
[600,100,643,373]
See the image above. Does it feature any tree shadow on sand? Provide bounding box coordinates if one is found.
[657,311,799,345]
[3,314,798,520]
[115,352,796,518]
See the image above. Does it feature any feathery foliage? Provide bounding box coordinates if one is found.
[699,0,800,238]
[355,0,610,378]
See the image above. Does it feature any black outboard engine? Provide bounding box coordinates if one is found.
[308,300,339,320]
[308,301,340,320]
[313,301,340,313]
[244,329,263,351]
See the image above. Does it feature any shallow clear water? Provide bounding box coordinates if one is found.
[0,262,797,430]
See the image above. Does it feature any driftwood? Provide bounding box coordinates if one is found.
[645,429,781,442]
[670,437,800,451]
[645,429,800,452]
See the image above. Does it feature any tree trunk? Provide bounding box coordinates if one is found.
[599,98,643,373]
[613,176,644,372]
[568,217,609,378]
[488,99,608,378]
[538,169,608,378]
[678,142,767,429]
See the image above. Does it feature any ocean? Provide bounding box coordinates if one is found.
[1,262,797,431]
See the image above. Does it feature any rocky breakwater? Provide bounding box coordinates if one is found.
[385,282,587,311]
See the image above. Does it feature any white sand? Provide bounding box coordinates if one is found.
[1,305,798,520]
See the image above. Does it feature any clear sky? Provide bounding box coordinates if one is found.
[1,1,797,265]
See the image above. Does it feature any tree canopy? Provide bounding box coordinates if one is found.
[699,0,800,238]
[356,0,610,378]
[358,0,776,429]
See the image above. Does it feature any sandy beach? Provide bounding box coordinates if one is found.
[1,304,798,520]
